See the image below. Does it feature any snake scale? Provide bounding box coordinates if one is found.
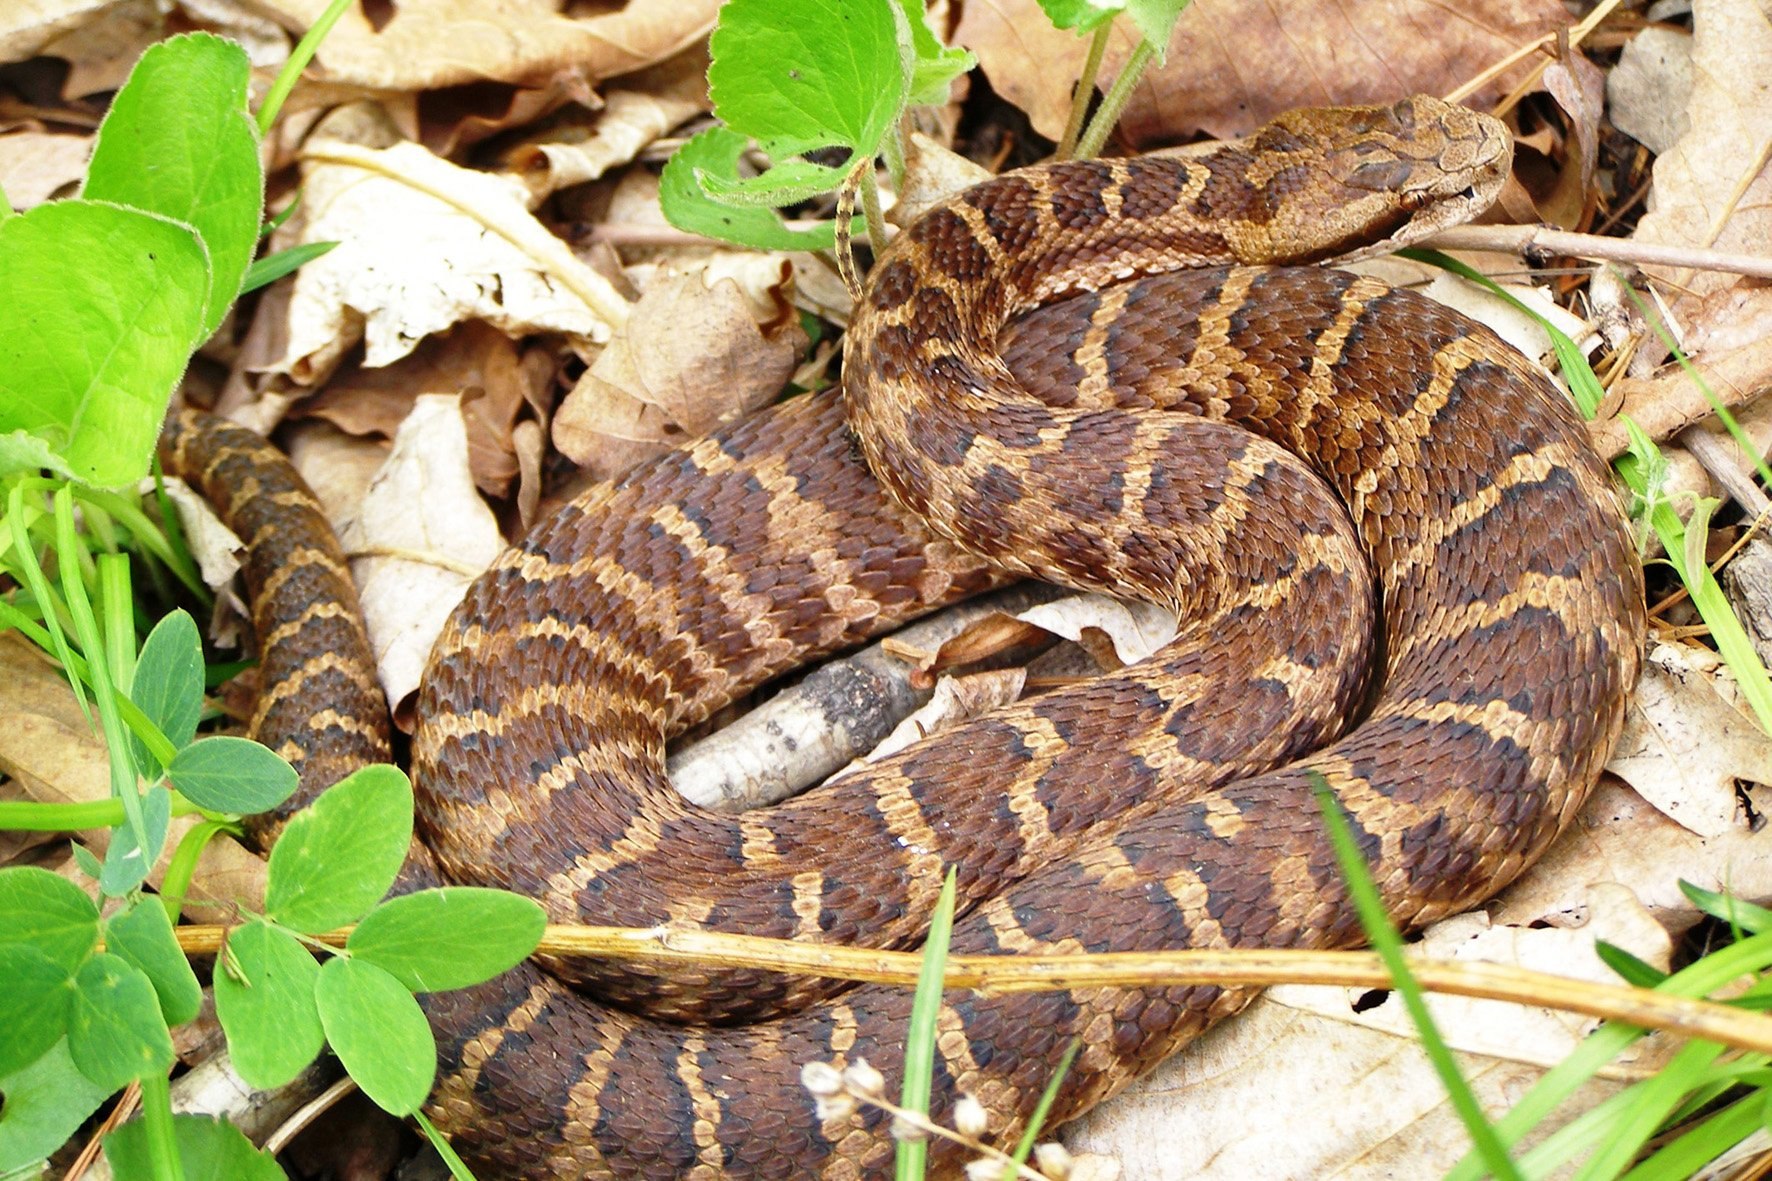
[163,95,1645,1178]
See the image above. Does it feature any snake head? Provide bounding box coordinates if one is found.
[1241,95,1512,263]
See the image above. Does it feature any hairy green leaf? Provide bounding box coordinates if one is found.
[661,128,838,251]
[212,920,323,1090]
[348,888,546,992]
[316,957,435,1115]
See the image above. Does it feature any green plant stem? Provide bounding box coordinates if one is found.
[858,163,888,257]
[0,600,179,768]
[1057,23,1112,160]
[1313,774,1523,1181]
[1001,1038,1080,1179]
[1073,38,1157,160]
[256,0,353,134]
[138,1070,182,1181]
[160,818,232,922]
[0,793,206,831]
[898,868,957,1181]
[883,117,908,192]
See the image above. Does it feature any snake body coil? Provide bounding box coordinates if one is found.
[165,96,1644,1178]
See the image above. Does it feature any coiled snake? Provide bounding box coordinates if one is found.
[165,95,1644,1178]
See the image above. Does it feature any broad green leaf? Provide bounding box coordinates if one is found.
[0,429,75,480]
[0,199,208,487]
[894,0,976,104]
[130,609,203,779]
[0,1039,112,1173]
[708,0,904,156]
[264,764,413,933]
[0,865,100,971]
[84,32,263,337]
[1123,0,1189,55]
[661,128,838,252]
[347,888,545,992]
[315,957,434,1115]
[1035,0,1125,32]
[99,784,171,898]
[212,920,323,1090]
[696,158,851,208]
[105,897,202,1026]
[168,736,299,816]
[68,953,173,1091]
[0,945,76,1076]
[105,1113,285,1181]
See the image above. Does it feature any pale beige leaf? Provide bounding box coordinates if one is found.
[507,88,705,202]
[958,0,1569,146]
[553,263,807,481]
[0,0,158,95]
[341,395,504,730]
[1608,25,1694,156]
[1633,0,1772,303]
[1607,641,1771,838]
[0,130,89,207]
[247,0,719,90]
[1016,595,1177,666]
[278,139,627,379]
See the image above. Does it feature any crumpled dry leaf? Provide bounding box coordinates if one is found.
[1068,866,1678,1178]
[341,394,505,730]
[1633,0,1772,307]
[1536,51,1606,229]
[552,262,808,481]
[1607,25,1694,156]
[276,138,629,382]
[292,321,551,501]
[844,669,1028,771]
[0,0,160,94]
[248,0,719,91]
[505,88,703,202]
[0,129,90,207]
[1608,641,1772,838]
[1015,595,1177,668]
[957,0,1570,145]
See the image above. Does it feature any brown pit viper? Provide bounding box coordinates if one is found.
[163,95,1645,1179]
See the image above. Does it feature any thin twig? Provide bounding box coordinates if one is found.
[1422,224,1772,281]
[168,923,1772,1055]
[262,1075,359,1155]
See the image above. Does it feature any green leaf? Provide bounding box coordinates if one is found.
[68,953,174,1091]
[661,128,838,252]
[264,764,413,933]
[104,897,202,1027]
[0,946,76,1076]
[1122,0,1189,47]
[0,865,100,971]
[71,843,103,880]
[315,957,435,1116]
[83,32,263,337]
[0,199,208,487]
[167,736,299,815]
[708,0,904,156]
[1036,0,1123,32]
[696,158,852,208]
[1681,880,1772,934]
[0,1039,112,1173]
[99,784,171,898]
[894,0,976,105]
[1594,940,1668,988]
[212,920,323,1090]
[347,888,545,992]
[240,241,336,295]
[104,1113,285,1181]
[0,430,76,480]
[130,610,203,779]
[897,867,956,1181]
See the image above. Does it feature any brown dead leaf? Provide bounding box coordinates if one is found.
[1588,333,1772,460]
[505,87,704,203]
[552,262,808,481]
[0,0,161,96]
[249,0,719,91]
[276,138,628,382]
[1535,50,1605,229]
[341,394,505,730]
[293,321,550,500]
[958,0,1570,146]
[1607,642,1772,838]
[1016,594,1177,668]
[0,129,88,206]
[1607,25,1694,157]
[1633,0,1772,306]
